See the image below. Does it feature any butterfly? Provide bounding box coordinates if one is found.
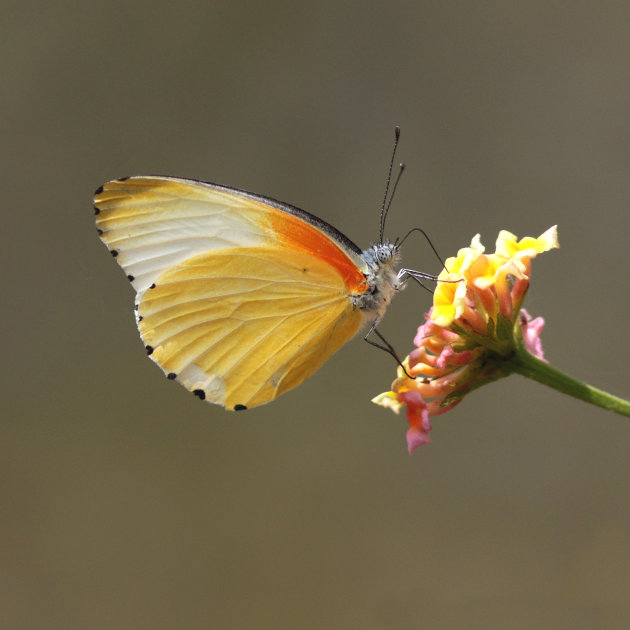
[94,135,424,410]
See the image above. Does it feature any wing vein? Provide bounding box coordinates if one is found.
[148,293,344,352]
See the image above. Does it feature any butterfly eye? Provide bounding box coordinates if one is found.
[377,246,393,264]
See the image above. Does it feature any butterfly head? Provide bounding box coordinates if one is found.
[362,240,399,270]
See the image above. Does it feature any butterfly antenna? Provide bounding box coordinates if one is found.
[382,162,405,239]
[379,126,401,243]
[398,227,450,273]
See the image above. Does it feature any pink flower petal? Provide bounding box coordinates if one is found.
[398,390,433,453]
[406,425,432,453]
[520,309,546,362]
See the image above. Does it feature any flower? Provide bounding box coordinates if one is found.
[373,226,559,453]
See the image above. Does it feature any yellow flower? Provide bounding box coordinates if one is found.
[373,226,559,453]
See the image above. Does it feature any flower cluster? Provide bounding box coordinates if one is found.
[373,226,559,453]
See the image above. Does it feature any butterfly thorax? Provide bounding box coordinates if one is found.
[354,241,401,321]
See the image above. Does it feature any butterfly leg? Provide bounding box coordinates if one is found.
[396,268,438,293]
[364,321,414,379]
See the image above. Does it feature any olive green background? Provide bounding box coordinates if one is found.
[3,1,630,628]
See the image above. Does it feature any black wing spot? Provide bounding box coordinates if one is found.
[234,404,247,411]
[149,283,156,289]
[137,315,143,322]
[146,345,154,355]
[134,304,139,311]
[94,206,100,215]
[94,184,104,195]
[167,373,177,380]
[96,228,103,235]
[111,249,118,257]
[193,389,206,400]
[127,274,135,282]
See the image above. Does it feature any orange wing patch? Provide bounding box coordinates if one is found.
[266,210,368,294]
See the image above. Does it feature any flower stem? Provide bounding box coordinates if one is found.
[510,347,630,418]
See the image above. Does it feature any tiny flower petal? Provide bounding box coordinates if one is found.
[407,425,432,453]
[397,389,432,453]
[495,225,558,259]
[536,225,559,251]
[468,254,502,289]
[371,391,403,413]
[519,309,547,362]
[431,277,468,327]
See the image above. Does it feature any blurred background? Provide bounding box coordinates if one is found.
[3,1,630,628]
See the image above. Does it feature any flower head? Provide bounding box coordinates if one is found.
[373,226,559,453]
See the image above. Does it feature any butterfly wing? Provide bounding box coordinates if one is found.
[95,176,370,408]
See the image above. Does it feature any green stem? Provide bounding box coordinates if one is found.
[510,347,630,418]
